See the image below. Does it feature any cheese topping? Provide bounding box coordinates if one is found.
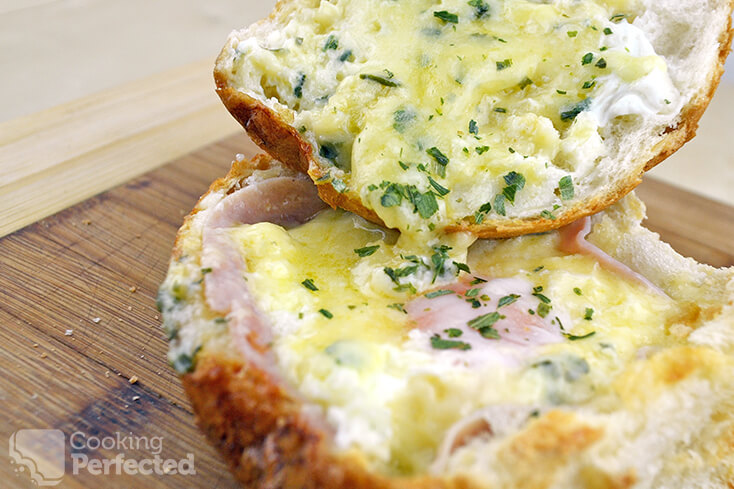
[230,0,679,237]
[228,209,685,475]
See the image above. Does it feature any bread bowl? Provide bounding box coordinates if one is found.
[213,0,734,238]
[158,153,734,488]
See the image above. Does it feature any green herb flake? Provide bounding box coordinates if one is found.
[519,77,534,89]
[541,210,557,220]
[559,175,575,200]
[603,27,613,35]
[494,107,507,113]
[360,73,401,87]
[537,302,551,318]
[573,287,583,296]
[567,30,578,38]
[468,0,490,18]
[465,288,481,298]
[434,10,459,23]
[388,303,407,314]
[323,34,339,51]
[431,334,471,350]
[468,312,503,330]
[426,289,454,299]
[556,89,567,94]
[294,73,306,98]
[581,52,594,65]
[595,58,607,69]
[339,50,353,62]
[445,328,463,338]
[494,194,506,216]
[498,294,520,308]
[319,143,339,163]
[469,119,479,135]
[504,171,526,190]
[582,80,596,90]
[427,147,450,167]
[610,13,626,23]
[474,201,492,224]
[428,176,450,196]
[471,277,488,285]
[565,331,596,341]
[393,109,416,133]
[496,59,513,70]
[584,308,594,320]
[475,146,490,155]
[533,292,551,304]
[319,308,334,319]
[534,265,545,272]
[560,98,592,121]
[201,267,213,275]
[331,177,348,193]
[413,190,439,218]
[301,278,319,291]
[354,245,380,257]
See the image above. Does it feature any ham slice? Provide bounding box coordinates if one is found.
[201,176,327,368]
[558,217,666,296]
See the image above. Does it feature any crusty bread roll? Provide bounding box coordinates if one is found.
[214,0,733,238]
[159,153,734,489]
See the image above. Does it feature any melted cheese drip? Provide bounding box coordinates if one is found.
[229,209,685,475]
[233,0,678,239]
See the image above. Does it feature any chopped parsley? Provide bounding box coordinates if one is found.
[476,146,490,155]
[359,73,401,87]
[581,52,594,65]
[469,119,479,135]
[331,177,347,193]
[468,0,490,18]
[518,77,534,89]
[537,302,551,318]
[426,147,450,175]
[354,245,380,257]
[319,308,334,319]
[468,312,503,329]
[582,80,596,90]
[494,194,506,216]
[603,27,613,35]
[434,10,459,23]
[323,34,339,51]
[541,210,557,220]
[556,89,567,95]
[425,289,454,299]
[431,334,471,350]
[388,303,407,314]
[573,287,583,296]
[465,288,481,298]
[567,30,578,38]
[496,59,513,70]
[393,109,416,133]
[471,277,488,285]
[584,308,594,320]
[301,278,318,291]
[428,176,450,196]
[595,58,607,69]
[560,98,592,122]
[559,175,575,200]
[565,331,596,341]
[474,201,492,224]
[494,107,507,113]
[319,143,339,163]
[502,171,526,205]
[610,13,626,23]
[293,73,306,98]
[497,294,520,308]
[339,50,353,62]
[201,267,213,275]
[445,328,463,338]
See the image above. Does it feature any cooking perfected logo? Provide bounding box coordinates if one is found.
[9,429,66,486]
[9,429,196,485]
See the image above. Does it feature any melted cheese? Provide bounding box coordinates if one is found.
[229,209,685,475]
[232,0,678,238]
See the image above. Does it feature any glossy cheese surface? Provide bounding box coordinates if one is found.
[231,0,678,237]
[230,209,684,474]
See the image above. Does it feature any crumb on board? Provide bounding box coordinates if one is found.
[40,352,47,359]
[92,317,101,324]
[65,329,73,336]
[129,375,138,385]
[128,286,137,293]
[132,396,140,402]
[82,219,91,226]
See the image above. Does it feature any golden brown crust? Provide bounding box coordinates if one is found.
[183,354,475,489]
[213,4,734,239]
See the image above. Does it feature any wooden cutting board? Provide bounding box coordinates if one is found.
[1,131,733,489]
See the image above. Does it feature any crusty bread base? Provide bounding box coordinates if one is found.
[213,9,733,239]
[183,353,641,489]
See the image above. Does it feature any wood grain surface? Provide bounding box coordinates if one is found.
[1,133,732,489]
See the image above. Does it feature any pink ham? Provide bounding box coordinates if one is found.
[558,217,666,295]
[201,176,327,368]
